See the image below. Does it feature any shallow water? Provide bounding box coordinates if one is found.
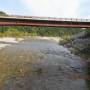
[0,38,89,90]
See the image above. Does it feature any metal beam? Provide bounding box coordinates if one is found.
[0,16,90,28]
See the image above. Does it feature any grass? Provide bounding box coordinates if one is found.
[0,29,38,38]
[59,35,74,45]
[0,30,29,38]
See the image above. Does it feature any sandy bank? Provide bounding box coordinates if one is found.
[26,36,63,43]
[0,36,62,49]
[0,37,24,49]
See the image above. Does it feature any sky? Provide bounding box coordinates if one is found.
[0,0,90,18]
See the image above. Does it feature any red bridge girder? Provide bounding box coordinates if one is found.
[0,16,90,28]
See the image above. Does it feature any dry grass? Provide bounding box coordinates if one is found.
[0,48,39,87]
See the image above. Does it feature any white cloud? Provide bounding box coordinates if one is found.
[21,0,79,18]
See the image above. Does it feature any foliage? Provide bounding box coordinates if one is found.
[0,26,84,38]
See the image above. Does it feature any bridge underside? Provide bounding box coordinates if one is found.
[0,17,90,28]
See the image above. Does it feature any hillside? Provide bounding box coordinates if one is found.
[0,11,8,16]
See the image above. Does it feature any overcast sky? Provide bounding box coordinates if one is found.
[0,0,90,18]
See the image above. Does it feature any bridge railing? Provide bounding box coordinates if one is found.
[0,15,90,22]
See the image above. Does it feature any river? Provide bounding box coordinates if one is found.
[0,38,89,90]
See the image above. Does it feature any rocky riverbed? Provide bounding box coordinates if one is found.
[0,37,89,90]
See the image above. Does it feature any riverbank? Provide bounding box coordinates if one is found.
[59,35,90,89]
[60,37,90,61]
[0,36,62,49]
[25,36,62,42]
[0,37,24,49]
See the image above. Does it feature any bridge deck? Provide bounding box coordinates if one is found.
[0,15,90,22]
[0,16,90,28]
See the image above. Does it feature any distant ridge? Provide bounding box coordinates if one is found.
[0,11,8,16]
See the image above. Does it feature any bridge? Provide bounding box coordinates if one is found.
[0,15,90,28]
